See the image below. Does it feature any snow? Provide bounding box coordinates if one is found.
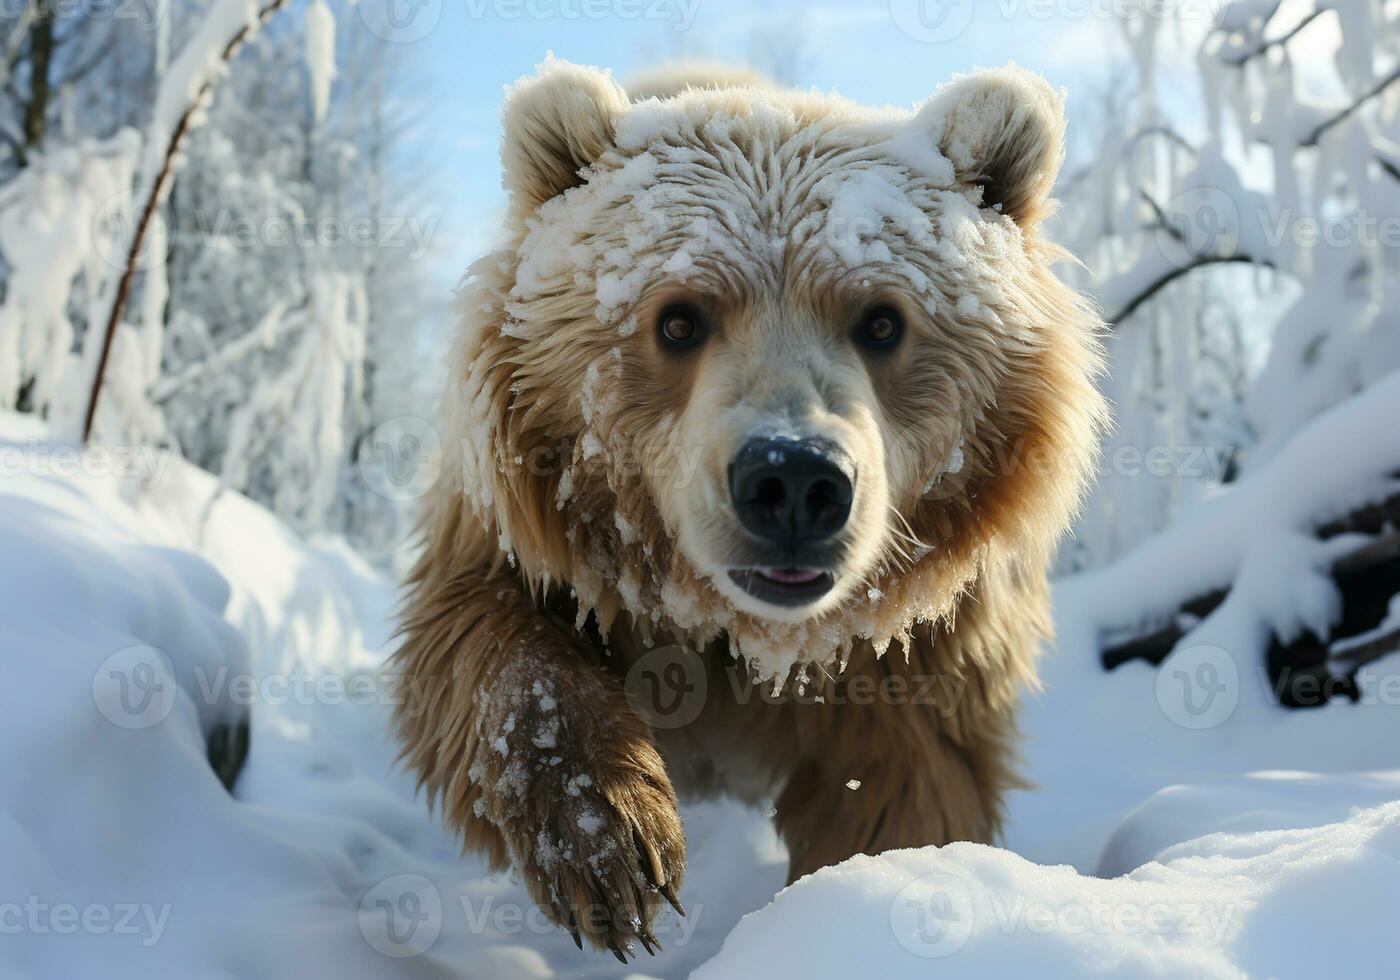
[700,799,1400,979]
[7,356,1400,977]
[0,133,140,421]
[305,0,337,124]
[0,410,783,977]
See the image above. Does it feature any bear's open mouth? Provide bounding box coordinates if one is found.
[727,568,836,608]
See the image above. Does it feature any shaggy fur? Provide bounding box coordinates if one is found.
[394,59,1107,959]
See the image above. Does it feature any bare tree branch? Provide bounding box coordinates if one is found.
[82,0,295,442]
[1222,8,1327,67]
[1106,254,1262,327]
[1305,66,1400,147]
[1,2,38,87]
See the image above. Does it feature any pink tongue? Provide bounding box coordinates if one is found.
[761,568,823,584]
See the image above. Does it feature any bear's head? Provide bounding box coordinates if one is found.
[441,60,1105,677]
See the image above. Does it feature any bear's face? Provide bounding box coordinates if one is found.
[450,62,1104,674]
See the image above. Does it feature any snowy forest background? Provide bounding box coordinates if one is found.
[0,0,449,558]
[4,0,1396,575]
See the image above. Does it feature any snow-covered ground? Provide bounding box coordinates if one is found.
[3,384,1399,978]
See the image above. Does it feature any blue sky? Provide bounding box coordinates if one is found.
[354,0,1206,292]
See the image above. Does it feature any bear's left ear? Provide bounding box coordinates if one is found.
[919,66,1066,228]
[500,60,630,214]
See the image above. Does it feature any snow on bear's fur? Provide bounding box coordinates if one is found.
[394,60,1107,960]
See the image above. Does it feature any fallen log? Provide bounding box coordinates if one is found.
[1100,489,1400,710]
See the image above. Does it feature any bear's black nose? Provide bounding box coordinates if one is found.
[729,438,854,547]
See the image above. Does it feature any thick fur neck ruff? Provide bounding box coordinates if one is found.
[427,60,1106,682]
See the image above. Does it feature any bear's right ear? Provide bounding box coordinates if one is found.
[501,61,630,213]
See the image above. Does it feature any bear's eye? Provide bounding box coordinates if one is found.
[854,307,904,351]
[657,304,706,351]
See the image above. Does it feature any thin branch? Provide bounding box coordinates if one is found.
[150,302,301,403]
[81,0,295,443]
[0,2,37,87]
[1305,66,1400,147]
[1129,125,1197,155]
[1139,190,1175,234]
[1212,0,1282,42]
[1222,8,1326,68]
[1108,254,1262,327]
[1330,627,1400,672]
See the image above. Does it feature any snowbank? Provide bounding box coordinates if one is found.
[4,370,1400,978]
[0,413,784,977]
[699,795,1400,979]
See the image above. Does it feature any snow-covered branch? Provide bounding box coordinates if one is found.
[149,301,290,404]
[1304,65,1400,147]
[79,0,295,443]
[1219,6,1326,67]
[1102,253,1262,327]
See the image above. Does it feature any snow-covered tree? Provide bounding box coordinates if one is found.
[0,1,446,551]
[1055,0,1400,570]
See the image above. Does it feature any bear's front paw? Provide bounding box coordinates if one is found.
[510,742,686,961]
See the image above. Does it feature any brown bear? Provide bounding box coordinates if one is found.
[393,59,1106,961]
